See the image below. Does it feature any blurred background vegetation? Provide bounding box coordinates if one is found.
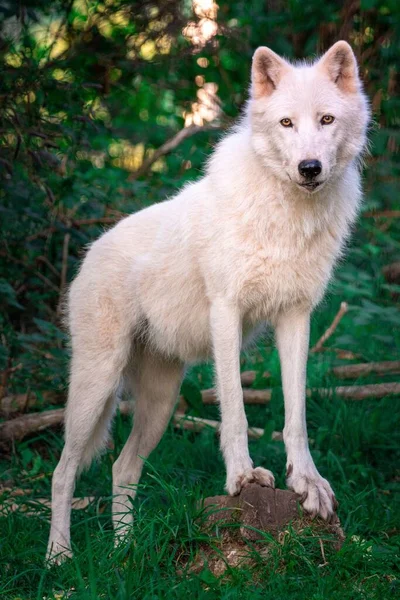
[0,0,399,400]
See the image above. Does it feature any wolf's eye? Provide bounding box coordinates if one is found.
[321,115,335,125]
[280,118,293,127]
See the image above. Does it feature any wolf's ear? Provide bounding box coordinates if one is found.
[251,47,290,99]
[318,41,359,93]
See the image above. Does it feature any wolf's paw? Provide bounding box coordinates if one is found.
[226,466,275,496]
[113,523,132,549]
[286,466,337,521]
[45,540,73,567]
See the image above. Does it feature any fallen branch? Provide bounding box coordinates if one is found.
[310,302,348,353]
[0,495,96,517]
[198,382,400,405]
[240,370,271,387]
[128,123,221,181]
[316,382,400,401]
[2,381,398,443]
[332,361,400,379]
[173,413,283,441]
[0,390,65,417]
[5,360,395,418]
[0,402,281,443]
[0,403,133,442]
[201,387,272,404]
[333,349,360,360]
[240,361,400,387]
[0,408,65,441]
[363,210,400,218]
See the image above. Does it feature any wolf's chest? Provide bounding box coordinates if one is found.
[237,237,336,321]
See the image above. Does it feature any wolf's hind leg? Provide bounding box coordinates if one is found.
[112,351,184,540]
[46,330,131,565]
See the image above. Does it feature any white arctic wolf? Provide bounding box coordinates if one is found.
[47,41,369,562]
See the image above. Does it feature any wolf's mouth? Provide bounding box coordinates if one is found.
[298,181,323,192]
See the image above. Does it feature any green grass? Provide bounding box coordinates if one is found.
[1,243,400,599]
[1,367,400,596]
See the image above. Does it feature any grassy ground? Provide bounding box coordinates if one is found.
[1,233,400,598]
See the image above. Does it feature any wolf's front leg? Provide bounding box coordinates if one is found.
[275,308,336,520]
[210,300,274,495]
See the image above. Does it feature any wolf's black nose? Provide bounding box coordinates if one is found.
[298,160,322,179]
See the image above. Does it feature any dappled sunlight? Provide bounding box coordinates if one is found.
[184,82,221,126]
[183,0,219,48]
[183,1,221,127]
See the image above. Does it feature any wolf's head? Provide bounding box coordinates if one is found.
[249,41,370,193]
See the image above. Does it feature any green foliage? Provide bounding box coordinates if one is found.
[0,1,399,597]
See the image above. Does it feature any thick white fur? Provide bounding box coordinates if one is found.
[46,41,369,563]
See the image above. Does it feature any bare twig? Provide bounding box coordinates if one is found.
[73,217,122,227]
[56,231,70,318]
[26,226,61,242]
[128,124,222,181]
[33,270,60,293]
[60,232,70,292]
[36,255,60,278]
[310,302,348,353]
[318,537,328,567]
[0,251,60,293]
[44,183,56,204]
[26,216,122,242]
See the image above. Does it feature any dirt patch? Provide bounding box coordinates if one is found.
[186,484,344,576]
